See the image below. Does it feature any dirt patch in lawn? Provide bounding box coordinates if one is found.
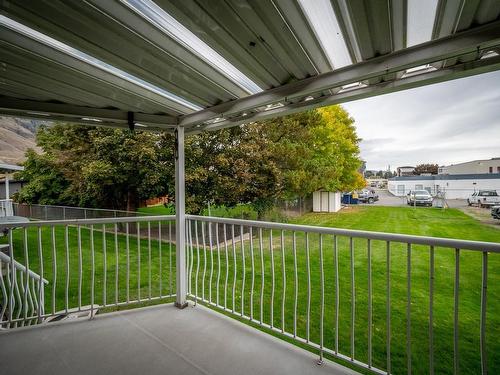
[460,206,500,230]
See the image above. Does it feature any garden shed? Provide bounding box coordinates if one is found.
[312,190,341,213]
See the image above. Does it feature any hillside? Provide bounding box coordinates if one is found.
[0,116,43,165]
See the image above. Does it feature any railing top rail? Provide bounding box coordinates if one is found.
[0,215,176,228]
[14,202,149,215]
[0,251,49,284]
[187,215,500,253]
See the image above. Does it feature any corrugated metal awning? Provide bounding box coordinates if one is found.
[1,0,500,133]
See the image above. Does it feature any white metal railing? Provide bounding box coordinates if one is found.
[0,215,176,329]
[0,199,14,217]
[0,249,48,328]
[2,212,499,374]
[185,215,500,375]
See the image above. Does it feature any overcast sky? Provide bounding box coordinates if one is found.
[342,70,500,171]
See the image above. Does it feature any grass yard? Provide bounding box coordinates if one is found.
[187,206,500,374]
[2,206,499,374]
[137,202,258,219]
[1,222,177,316]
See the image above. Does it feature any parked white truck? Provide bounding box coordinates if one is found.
[467,190,500,208]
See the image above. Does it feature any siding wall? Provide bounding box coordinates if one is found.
[313,191,341,212]
[388,177,500,199]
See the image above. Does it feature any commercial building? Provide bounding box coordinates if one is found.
[438,157,500,175]
[388,173,500,199]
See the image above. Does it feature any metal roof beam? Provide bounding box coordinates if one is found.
[0,97,177,130]
[187,53,500,134]
[179,20,500,129]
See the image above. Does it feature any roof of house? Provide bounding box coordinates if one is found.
[0,163,24,172]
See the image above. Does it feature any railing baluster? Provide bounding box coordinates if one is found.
[454,248,460,375]
[185,220,190,296]
[51,227,56,315]
[280,230,286,333]
[350,237,355,360]
[249,226,254,320]
[216,222,221,307]
[23,229,29,324]
[0,260,7,326]
[429,246,435,375]
[270,229,275,328]
[368,239,372,368]
[480,251,488,375]
[224,224,229,309]
[169,221,172,297]
[209,221,214,304]
[77,225,82,311]
[102,223,106,307]
[115,223,119,305]
[293,231,298,338]
[136,222,140,302]
[90,225,95,318]
[202,221,207,302]
[148,222,152,301]
[19,273,25,327]
[232,224,237,313]
[7,232,14,326]
[306,232,310,342]
[126,223,130,304]
[241,225,245,317]
[31,277,38,324]
[159,221,162,297]
[14,265,22,326]
[407,243,412,375]
[319,233,324,363]
[334,235,339,354]
[387,241,392,374]
[195,220,200,305]
[188,220,194,296]
[26,273,34,325]
[37,227,44,321]
[259,227,264,324]
[65,225,69,313]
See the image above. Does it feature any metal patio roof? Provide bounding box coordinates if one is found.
[1,0,500,134]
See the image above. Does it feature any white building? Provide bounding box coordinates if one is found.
[312,190,341,212]
[438,157,500,175]
[388,173,500,199]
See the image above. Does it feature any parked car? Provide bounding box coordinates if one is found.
[406,190,433,207]
[358,189,379,204]
[491,205,500,220]
[467,190,500,208]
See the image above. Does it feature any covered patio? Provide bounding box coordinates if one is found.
[0,303,357,375]
[1,1,500,374]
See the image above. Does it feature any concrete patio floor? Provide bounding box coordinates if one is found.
[0,303,358,375]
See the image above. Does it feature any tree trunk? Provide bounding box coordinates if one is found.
[126,189,138,212]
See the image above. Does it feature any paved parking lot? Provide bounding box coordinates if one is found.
[360,189,468,208]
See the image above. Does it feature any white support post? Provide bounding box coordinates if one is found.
[175,126,188,308]
[5,173,10,199]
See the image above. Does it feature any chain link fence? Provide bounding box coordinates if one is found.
[13,203,146,220]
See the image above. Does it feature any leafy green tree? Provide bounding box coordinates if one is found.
[16,124,172,211]
[414,163,439,175]
[16,105,363,217]
[261,106,364,198]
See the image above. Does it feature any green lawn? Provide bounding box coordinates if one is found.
[1,222,177,317]
[2,206,499,374]
[187,206,500,374]
[137,202,257,219]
